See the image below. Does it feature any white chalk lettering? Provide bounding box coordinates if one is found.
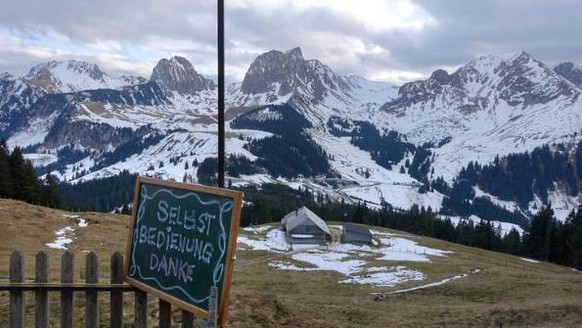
[156,229,165,248]
[139,225,148,244]
[138,224,216,264]
[203,243,214,263]
[170,232,179,251]
[197,213,217,235]
[147,226,156,246]
[168,205,180,225]
[156,200,217,234]
[157,200,169,222]
[183,208,196,230]
[149,253,195,283]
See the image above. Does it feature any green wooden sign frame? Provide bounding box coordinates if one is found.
[124,176,242,325]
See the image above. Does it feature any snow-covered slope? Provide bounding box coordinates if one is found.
[369,52,582,182]
[5,49,582,223]
[24,60,145,93]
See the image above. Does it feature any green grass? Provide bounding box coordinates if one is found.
[0,199,581,327]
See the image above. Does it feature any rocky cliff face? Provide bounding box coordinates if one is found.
[241,47,351,103]
[554,62,582,88]
[150,56,215,95]
[0,74,45,135]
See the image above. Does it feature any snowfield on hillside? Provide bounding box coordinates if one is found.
[238,225,454,287]
[45,214,89,250]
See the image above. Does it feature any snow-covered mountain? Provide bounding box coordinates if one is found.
[24,60,145,93]
[4,48,582,223]
[358,52,581,184]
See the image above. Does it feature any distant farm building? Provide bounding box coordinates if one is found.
[342,223,373,245]
[281,206,331,245]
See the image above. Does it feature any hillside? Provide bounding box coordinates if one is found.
[0,199,581,327]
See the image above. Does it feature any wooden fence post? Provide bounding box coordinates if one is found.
[134,290,147,328]
[182,310,194,328]
[10,251,24,328]
[110,252,124,328]
[159,299,172,328]
[35,251,50,328]
[85,251,99,328]
[61,251,75,328]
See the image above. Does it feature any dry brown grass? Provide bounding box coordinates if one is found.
[0,199,581,327]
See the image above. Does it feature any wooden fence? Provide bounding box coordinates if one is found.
[0,250,218,328]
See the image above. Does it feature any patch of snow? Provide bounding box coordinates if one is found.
[242,225,272,234]
[239,227,451,287]
[238,229,291,252]
[23,153,58,167]
[444,215,524,236]
[520,257,540,263]
[372,231,453,260]
[341,266,425,287]
[388,269,480,294]
[63,214,88,227]
[45,226,75,250]
[46,215,89,249]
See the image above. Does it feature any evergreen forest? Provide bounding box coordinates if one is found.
[0,140,61,208]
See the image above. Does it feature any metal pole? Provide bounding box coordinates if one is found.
[217,0,225,188]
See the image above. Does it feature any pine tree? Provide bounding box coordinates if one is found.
[40,172,62,208]
[523,205,557,261]
[565,206,582,269]
[8,147,37,202]
[502,228,521,255]
[0,140,12,197]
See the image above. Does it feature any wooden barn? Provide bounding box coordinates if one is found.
[342,222,373,245]
[281,206,331,245]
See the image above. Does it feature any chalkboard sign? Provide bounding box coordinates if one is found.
[124,176,243,325]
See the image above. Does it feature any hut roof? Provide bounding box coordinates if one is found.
[342,222,373,244]
[282,206,330,235]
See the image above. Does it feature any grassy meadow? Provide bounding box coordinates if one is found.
[0,198,581,327]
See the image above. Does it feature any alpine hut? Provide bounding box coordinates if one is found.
[342,222,373,245]
[281,206,331,245]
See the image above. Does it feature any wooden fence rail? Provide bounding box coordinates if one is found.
[0,250,218,328]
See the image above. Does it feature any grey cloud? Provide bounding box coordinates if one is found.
[1,1,582,83]
[375,0,582,73]
[0,1,217,45]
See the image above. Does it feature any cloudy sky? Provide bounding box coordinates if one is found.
[1,0,581,84]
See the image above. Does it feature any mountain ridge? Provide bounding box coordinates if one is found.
[3,48,582,224]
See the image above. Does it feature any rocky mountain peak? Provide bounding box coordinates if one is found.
[26,60,106,82]
[0,72,15,81]
[285,47,304,60]
[241,48,306,95]
[430,69,451,84]
[150,56,215,95]
[23,59,134,93]
[385,51,577,113]
[553,62,582,87]
[240,47,351,106]
[491,51,577,106]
